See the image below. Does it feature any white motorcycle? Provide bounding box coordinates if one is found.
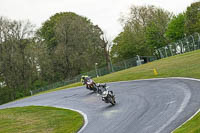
[102,86,116,105]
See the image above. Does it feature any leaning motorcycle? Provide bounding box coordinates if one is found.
[102,86,116,105]
[96,83,107,95]
[85,78,97,92]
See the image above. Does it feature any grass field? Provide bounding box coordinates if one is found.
[1,49,200,133]
[0,106,83,133]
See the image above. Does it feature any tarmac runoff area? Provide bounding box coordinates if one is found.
[1,78,200,133]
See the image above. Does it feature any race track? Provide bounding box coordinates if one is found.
[1,78,200,133]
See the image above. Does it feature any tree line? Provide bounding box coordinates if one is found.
[0,12,110,104]
[0,1,200,104]
[111,1,200,62]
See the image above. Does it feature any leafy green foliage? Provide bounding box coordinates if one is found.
[38,12,106,81]
[111,5,172,61]
[145,8,172,49]
[112,29,141,61]
[0,17,38,102]
[0,13,107,105]
[38,12,67,49]
[1,1,200,106]
[185,1,200,34]
[165,13,186,42]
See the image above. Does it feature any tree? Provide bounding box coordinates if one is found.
[38,12,106,80]
[112,28,142,61]
[165,13,186,42]
[111,5,172,61]
[185,1,200,34]
[145,8,172,49]
[0,17,37,101]
[100,34,113,71]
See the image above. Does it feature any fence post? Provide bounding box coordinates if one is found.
[164,47,168,57]
[98,69,101,76]
[180,41,184,53]
[185,36,191,52]
[169,44,173,56]
[136,55,142,66]
[194,32,200,49]
[158,49,164,58]
[109,58,114,72]
[190,35,196,50]
[30,90,33,96]
[124,61,127,69]
[95,63,99,77]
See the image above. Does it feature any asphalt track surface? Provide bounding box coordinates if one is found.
[1,78,200,133]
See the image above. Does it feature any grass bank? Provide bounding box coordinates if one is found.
[46,49,200,132]
[0,106,83,133]
[2,50,200,133]
[48,49,200,92]
[173,111,200,133]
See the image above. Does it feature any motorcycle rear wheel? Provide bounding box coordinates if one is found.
[110,97,116,105]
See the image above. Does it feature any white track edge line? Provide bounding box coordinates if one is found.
[109,77,200,133]
[108,77,200,84]
[53,106,88,133]
[50,77,200,132]
[172,107,200,133]
[0,105,88,133]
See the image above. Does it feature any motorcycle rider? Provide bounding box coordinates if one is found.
[81,75,89,85]
[81,75,96,90]
[96,83,107,94]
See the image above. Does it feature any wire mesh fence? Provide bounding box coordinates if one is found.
[32,32,200,95]
[155,33,200,58]
[31,56,156,95]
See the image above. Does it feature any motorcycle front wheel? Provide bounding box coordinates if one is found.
[110,96,116,105]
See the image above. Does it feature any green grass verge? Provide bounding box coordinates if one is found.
[173,111,200,133]
[47,49,200,93]
[0,106,83,133]
[44,49,200,132]
[3,50,200,133]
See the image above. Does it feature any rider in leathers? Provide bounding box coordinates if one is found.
[81,75,96,90]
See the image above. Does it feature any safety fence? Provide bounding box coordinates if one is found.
[31,56,156,94]
[32,32,200,95]
[155,33,200,58]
